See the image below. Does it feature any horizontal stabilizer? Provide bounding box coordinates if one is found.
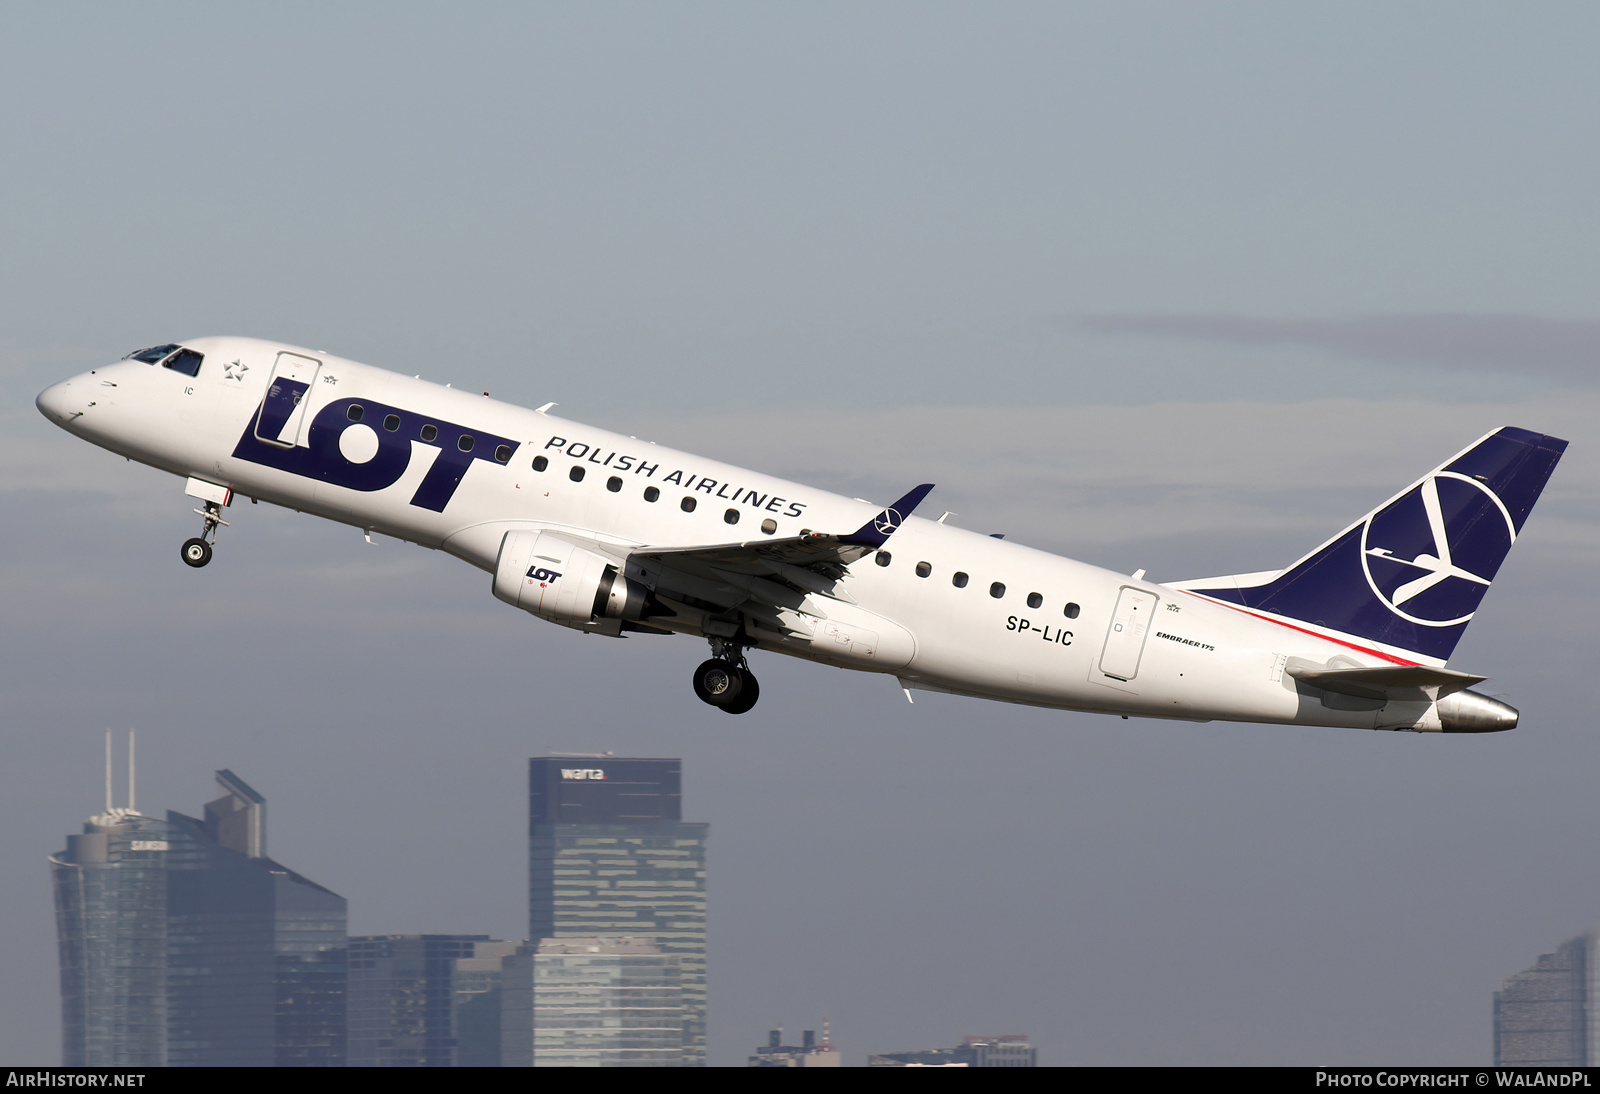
[1286,662,1486,700]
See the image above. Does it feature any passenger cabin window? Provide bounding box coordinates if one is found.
[420,425,438,442]
[495,445,512,463]
[644,486,660,502]
[990,582,1006,598]
[1027,592,1043,609]
[952,571,969,588]
[162,349,204,377]
[569,466,585,482]
[1064,602,1080,619]
[875,551,892,567]
[915,561,931,578]
[724,508,740,525]
[346,404,364,422]
[681,496,697,512]
[760,518,777,535]
[124,344,181,364]
[606,476,622,492]
[383,414,401,432]
[532,455,548,472]
[457,435,474,452]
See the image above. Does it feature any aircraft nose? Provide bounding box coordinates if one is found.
[36,379,74,423]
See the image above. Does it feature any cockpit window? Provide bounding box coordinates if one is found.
[162,349,204,377]
[123,344,181,364]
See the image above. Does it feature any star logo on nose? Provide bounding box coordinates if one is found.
[223,359,248,381]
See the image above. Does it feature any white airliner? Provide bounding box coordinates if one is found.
[37,337,1567,730]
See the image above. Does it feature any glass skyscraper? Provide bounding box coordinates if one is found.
[528,757,707,1065]
[1495,930,1597,1066]
[50,810,174,1066]
[347,934,517,1066]
[50,770,347,1067]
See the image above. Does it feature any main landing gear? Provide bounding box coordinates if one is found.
[693,640,760,715]
[181,500,229,569]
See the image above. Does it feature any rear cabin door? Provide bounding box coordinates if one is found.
[253,352,322,447]
[1099,587,1158,681]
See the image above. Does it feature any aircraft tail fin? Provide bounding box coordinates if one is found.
[1171,426,1567,663]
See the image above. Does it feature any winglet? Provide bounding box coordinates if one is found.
[841,484,936,548]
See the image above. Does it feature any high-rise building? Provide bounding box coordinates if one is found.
[347,934,517,1066]
[163,771,347,1066]
[528,756,708,1065]
[1495,930,1597,1066]
[501,938,683,1067]
[50,809,174,1066]
[453,944,515,1067]
[50,768,347,1067]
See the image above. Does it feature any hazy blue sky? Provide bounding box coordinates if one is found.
[2,3,1598,1065]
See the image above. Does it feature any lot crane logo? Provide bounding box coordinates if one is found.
[874,507,904,537]
[1359,471,1515,628]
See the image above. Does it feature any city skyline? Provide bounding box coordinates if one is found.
[46,751,728,1065]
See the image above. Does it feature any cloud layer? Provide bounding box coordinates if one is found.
[1085,314,1600,384]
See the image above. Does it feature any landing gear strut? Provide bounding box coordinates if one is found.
[181,500,229,569]
[693,640,760,715]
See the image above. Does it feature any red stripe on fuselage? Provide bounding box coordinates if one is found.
[1178,592,1421,666]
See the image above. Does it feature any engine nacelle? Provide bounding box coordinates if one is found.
[493,530,646,633]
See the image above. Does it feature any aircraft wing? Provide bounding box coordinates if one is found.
[632,483,934,576]
[641,532,875,571]
[628,484,934,638]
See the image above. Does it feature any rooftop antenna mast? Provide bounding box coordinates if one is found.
[104,729,113,813]
[128,729,135,813]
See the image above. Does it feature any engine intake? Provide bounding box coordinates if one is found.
[493,530,646,633]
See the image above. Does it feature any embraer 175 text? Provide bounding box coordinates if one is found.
[38,337,1567,729]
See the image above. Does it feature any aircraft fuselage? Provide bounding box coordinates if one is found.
[36,336,1530,732]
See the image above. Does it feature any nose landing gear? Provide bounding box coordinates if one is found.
[181,500,229,569]
[693,640,761,714]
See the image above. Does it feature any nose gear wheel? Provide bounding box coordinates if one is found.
[180,500,229,568]
[181,538,213,567]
